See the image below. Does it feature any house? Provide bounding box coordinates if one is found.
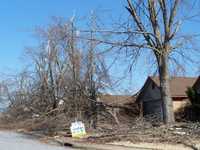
[136,76,197,121]
[97,94,138,125]
[193,76,200,94]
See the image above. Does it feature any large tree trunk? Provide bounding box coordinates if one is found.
[158,53,175,124]
[90,88,97,129]
[49,62,57,110]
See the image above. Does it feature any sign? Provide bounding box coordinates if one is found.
[70,121,86,138]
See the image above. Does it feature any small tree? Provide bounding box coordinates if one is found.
[186,87,200,109]
[185,87,200,121]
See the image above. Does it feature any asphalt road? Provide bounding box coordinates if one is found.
[0,131,74,150]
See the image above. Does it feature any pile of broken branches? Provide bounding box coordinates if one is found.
[87,117,200,148]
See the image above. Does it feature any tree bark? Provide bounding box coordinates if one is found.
[48,61,57,110]
[158,53,175,124]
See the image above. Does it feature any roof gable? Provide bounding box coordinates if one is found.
[136,77,160,102]
[193,76,200,89]
[137,76,197,102]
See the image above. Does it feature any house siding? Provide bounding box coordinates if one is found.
[140,80,163,121]
[142,81,161,102]
[143,100,163,120]
[195,85,200,94]
[173,99,189,112]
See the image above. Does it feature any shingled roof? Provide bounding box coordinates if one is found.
[150,76,197,97]
[98,94,136,106]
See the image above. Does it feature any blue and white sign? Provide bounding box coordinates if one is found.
[70,121,86,138]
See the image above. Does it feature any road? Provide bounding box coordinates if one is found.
[0,131,74,150]
[0,131,154,150]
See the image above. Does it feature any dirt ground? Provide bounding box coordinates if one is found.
[110,141,200,150]
[51,135,200,150]
[1,115,200,150]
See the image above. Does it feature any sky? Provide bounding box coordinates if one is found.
[0,0,126,72]
[0,0,199,94]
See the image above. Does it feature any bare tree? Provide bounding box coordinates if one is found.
[125,0,182,124]
[124,0,200,124]
[82,1,199,124]
[18,17,111,127]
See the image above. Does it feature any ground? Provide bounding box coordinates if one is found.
[1,116,200,150]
